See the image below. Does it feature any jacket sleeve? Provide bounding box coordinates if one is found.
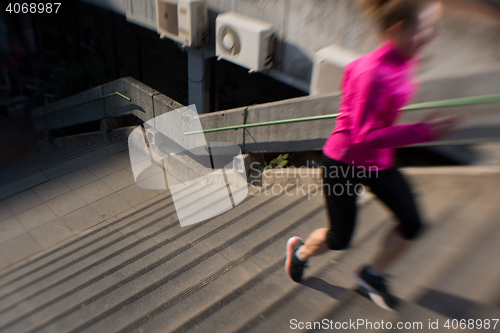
[348,71,436,150]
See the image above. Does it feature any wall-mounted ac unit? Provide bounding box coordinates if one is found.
[216,12,275,73]
[310,45,361,95]
[156,0,208,47]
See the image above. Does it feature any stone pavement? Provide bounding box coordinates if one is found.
[0,139,166,270]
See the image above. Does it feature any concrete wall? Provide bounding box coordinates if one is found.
[82,0,500,90]
[419,1,500,80]
[207,0,500,83]
[123,0,157,30]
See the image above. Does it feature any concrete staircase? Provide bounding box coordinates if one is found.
[3,44,497,333]
[0,141,499,332]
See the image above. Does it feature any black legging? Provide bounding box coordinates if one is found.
[321,153,423,250]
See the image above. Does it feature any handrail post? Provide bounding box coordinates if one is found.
[242,107,249,153]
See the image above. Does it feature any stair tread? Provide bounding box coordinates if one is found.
[216,182,480,333]
[161,197,392,333]
[0,184,308,332]
[0,164,498,333]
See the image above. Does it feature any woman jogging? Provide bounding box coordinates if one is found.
[285,0,463,311]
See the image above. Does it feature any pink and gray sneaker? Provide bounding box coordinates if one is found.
[285,236,307,282]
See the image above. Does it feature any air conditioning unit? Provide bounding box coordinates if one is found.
[216,12,275,73]
[156,0,208,47]
[310,45,362,95]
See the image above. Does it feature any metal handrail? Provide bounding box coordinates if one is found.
[33,92,131,119]
[184,93,500,136]
[185,114,341,135]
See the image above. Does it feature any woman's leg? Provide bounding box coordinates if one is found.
[299,158,359,260]
[367,167,423,274]
[353,167,423,311]
[370,227,410,274]
[285,157,358,282]
[297,228,330,261]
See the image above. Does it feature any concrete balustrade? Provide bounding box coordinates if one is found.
[32,68,500,154]
[31,77,183,133]
[32,86,105,132]
[197,68,500,152]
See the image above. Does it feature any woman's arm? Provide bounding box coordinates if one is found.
[348,71,436,150]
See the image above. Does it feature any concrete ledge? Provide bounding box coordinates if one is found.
[416,67,500,103]
[34,86,105,131]
[261,167,323,187]
[103,77,159,122]
[198,107,246,146]
[401,165,500,176]
[198,94,340,152]
[152,93,184,120]
[130,125,250,190]
[255,167,374,206]
[31,77,184,135]
[256,165,500,189]
[38,127,134,151]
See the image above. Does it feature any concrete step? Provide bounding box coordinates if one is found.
[162,178,459,333]
[0,183,246,325]
[380,301,481,333]
[0,165,498,333]
[10,187,305,333]
[0,178,251,286]
[0,184,294,333]
[71,190,322,333]
[173,199,389,333]
[230,180,469,333]
[0,184,270,323]
[391,176,500,301]
[0,191,174,294]
[0,192,176,318]
[127,192,331,333]
[392,186,500,332]
[0,189,166,279]
[303,177,499,333]
[426,219,500,307]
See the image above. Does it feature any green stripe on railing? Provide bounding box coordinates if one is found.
[33,92,131,119]
[184,114,341,135]
[184,93,500,135]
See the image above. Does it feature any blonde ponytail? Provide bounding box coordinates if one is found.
[358,0,429,32]
[359,0,392,15]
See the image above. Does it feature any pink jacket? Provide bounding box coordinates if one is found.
[322,41,436,170]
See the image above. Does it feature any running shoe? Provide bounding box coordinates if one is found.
[285,236,307,282]
[353,266,399,312]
